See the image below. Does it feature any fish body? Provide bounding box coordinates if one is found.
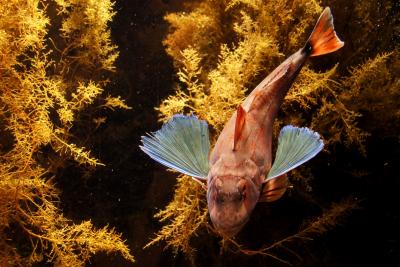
[207,50,309,236]
[209,48,310,183]
[208,7,343,237]
[141,7,344,238]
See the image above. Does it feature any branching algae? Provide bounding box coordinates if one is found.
[0,0,133,266]
[144,0,399,263]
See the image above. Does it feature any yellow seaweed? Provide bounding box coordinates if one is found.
[144,174,208,257]
[0,0,134,265]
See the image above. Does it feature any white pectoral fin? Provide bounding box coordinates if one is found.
[140,114,210,180]
[266,125,324,181]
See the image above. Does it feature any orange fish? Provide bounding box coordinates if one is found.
[141,7,344,237]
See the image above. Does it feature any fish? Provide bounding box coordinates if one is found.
[140,7,344,237]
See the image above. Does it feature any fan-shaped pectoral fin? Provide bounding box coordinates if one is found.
[140,114,210,180]
[266,125,324,180]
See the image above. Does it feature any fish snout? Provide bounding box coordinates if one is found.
[208,197,249,237]
[208,176,259,237]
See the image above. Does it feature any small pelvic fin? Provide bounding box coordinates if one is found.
[266,125,324,180]
[259,174,288,202]
[233,105,246,151]
[306,7,344,57]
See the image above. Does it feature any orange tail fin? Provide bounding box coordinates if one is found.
[306,7,344,57]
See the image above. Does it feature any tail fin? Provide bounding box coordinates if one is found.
[306,7,344,57]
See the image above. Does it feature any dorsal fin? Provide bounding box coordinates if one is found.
[233,105,246,151]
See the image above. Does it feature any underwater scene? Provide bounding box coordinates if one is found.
[0,0,399,266]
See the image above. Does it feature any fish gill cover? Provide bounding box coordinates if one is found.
[145,0,400,264]
[0,0,134,266]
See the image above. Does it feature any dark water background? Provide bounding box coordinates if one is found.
[55,1,400,266]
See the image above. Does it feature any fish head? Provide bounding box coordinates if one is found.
[207,175,260,237]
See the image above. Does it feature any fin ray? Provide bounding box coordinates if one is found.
[140,114,210,179]
[307,7,344,57]
[266,125,324,180]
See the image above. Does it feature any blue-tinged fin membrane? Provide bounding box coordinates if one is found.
[140,114,210,179]
[266,125,324,181]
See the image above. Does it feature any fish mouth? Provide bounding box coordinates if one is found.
[214,220,247,237]
[211,212,249,237]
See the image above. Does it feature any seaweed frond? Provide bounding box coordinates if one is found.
[163,1,223,68]
[227,198,359,264]
[0,0,134,265]
[18,195,134,266]
[340,52,400,137]
[104,95,132,110]
[55,0,118,72]
[144,174,208,257]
